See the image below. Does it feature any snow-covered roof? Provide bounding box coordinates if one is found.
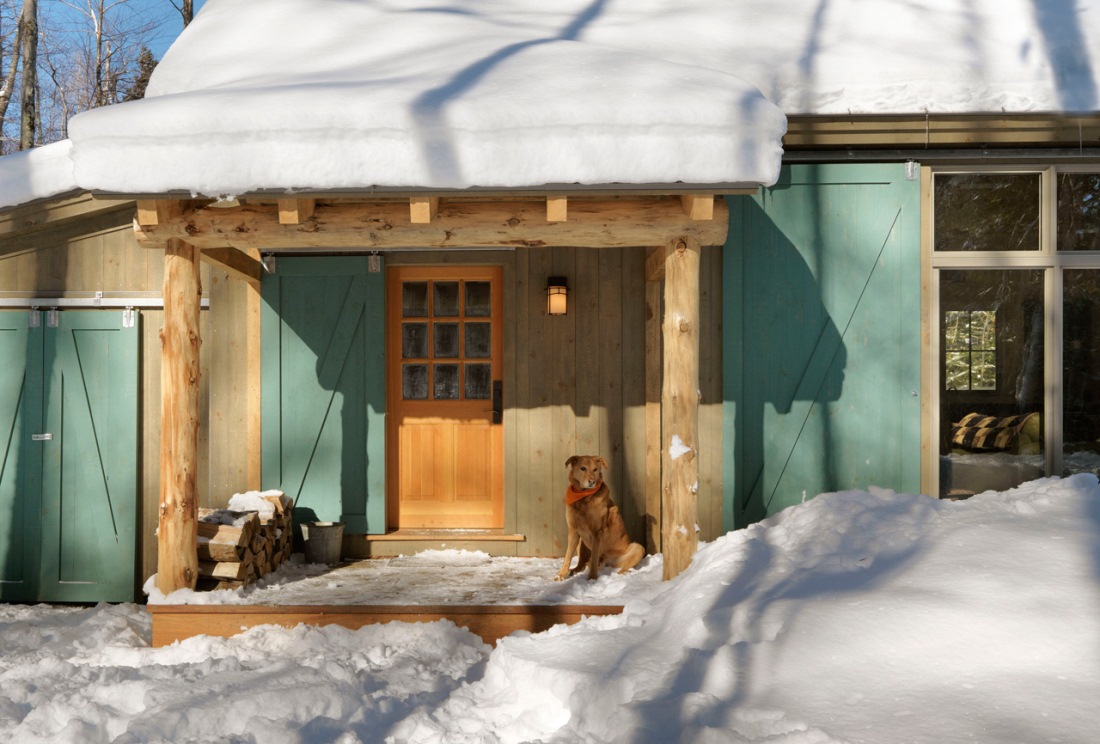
[5,0,1100,207]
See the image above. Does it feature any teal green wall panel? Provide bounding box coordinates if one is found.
[38,313,139,602]
[262,257,385,533]
[724,163,921,529]
[0,311,137,603]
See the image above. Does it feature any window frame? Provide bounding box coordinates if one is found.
[925,164,1100,495]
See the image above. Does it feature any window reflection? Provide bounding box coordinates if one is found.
[934,173,1041,252]
[939,270,1044,498]
[1063,270,1100,474]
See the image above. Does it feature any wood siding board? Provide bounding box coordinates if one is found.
[620,248,649,547]
[526,247,556,557]
[698,246,723,541]
[598,248,627,529]
[550,247,577,556]
[501,256,518,538]
[513,249,532,553]
[574,247,600,458]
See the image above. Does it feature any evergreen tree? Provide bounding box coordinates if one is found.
[123,46,156,101]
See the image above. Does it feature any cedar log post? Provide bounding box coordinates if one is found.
[157,238,202,593]
[661,236,700,580]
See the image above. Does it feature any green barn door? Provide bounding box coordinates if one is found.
[0,310,138,602]
[0,315,37,600]
[262,257,386,533]
[724,163,921,529]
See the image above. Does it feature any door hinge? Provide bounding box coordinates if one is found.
[31,433,52,442]
[368,253,382,273]
[122,307,136,328]
[262,254,277,274]
[46,308,59,327]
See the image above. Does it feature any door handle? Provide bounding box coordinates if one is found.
[492,381,502,424]
[31,433,53,441]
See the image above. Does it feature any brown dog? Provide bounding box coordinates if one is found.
[555,455,645,581]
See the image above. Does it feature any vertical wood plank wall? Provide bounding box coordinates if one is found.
[3,216,724,581]
[0,211,253,588]
[391,246,724,557]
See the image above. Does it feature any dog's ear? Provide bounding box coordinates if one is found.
[565,456,579,469]
[595,456,608,472]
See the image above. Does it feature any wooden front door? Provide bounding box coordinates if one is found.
[386,266,504,529]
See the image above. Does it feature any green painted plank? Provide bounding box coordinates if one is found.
[724,163,921,529]
[0,314,37,600]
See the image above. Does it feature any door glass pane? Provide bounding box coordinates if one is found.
[1063,269,1100,475]
[434,323,459,358]
[434,282,459,317]
[434,364,459,399]
[402,323,428,359]
[465,363,491,400]
[402,282,428,317]
[465,322,491,358]
[934,174,1041,252]
[402,364,428,400]
[939,269,1044,498]
[465,281,491,317]
[1057,173,1100,251]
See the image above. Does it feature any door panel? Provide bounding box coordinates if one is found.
[387,266,504,529]
[39,313,138,602]
[725,164,921,528]
[0,316,35,600]
[0,311,137,603]
[262,257,386,533]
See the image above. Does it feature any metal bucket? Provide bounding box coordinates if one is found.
[301,521,344,565]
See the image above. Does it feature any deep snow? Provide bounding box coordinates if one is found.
[3,476,1098,743]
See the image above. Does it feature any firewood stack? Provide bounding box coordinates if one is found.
[196,491,294,591]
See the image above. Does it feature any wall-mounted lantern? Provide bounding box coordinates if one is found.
[546,276,568,316]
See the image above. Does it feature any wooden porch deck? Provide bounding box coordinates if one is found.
[147,556,635,647]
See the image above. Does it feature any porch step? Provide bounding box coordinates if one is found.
[149,603,623,647]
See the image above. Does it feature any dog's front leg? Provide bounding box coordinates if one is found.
[586,535,603,581]
[556,526,580,581]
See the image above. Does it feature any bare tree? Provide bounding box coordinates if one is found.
[169,0,192,28]
[0,9,24,151]
[18,0,34,149]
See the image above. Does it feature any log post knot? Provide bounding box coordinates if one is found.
[675,239,688,256]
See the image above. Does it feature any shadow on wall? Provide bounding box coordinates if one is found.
[726,181,848,528]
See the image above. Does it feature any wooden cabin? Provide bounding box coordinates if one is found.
[3,3,1100,605]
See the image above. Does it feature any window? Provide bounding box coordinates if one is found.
[944,309,996,390]
[931,167,1100,498]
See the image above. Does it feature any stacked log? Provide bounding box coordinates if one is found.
[196,492,294,591]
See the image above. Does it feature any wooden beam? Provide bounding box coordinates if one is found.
[157,238,203,594]
[200,247,262,285]
[660,236,700,581]
[680,194,715,220]
[277,198,315,225]
[133,198,730,251]
[546,196,568,222]
[410,196,439,224]
[136,199,183,227]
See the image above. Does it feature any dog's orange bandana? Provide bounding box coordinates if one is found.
[566,484,600,505]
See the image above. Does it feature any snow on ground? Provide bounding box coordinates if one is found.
[4,475,1100,743]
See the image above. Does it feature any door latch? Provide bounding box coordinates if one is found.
[31,433,53,441]
[492,381,503,424]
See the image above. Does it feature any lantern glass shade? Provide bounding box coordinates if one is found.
[546,277,568,315]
